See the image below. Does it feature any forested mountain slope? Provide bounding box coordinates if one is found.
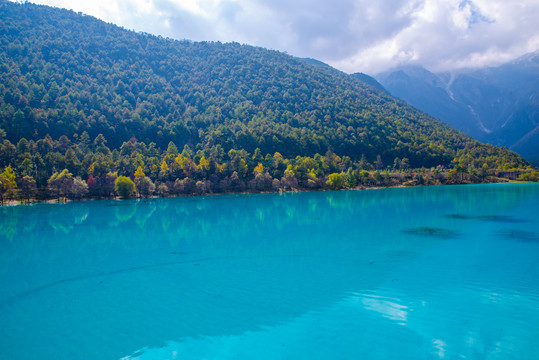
[0,0,532,200]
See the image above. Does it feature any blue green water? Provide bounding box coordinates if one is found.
[1,183,538,359]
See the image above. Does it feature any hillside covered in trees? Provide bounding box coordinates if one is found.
[0,0,534,201]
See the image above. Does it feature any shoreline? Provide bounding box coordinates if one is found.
[2,178,532,208]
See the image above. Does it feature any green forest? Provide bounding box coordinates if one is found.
[0,0,535,202]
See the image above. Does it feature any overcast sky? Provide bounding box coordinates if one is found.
[22,0,539,74]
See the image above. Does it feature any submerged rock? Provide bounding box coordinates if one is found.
[497,230,539,241]
[445,214,526,223]
[402,227,457,238]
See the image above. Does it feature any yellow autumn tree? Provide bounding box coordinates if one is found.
[134,166,145,178]
[253,162,264,176]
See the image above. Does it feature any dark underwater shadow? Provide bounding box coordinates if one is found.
[402,227,459,238]
[496,229,539,242]
[445,214,528,223]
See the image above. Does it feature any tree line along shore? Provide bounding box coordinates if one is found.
[1,132,537,204]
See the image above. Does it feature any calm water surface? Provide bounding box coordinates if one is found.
[1,183,538,359]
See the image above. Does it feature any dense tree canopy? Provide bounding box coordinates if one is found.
[0,0,534,201]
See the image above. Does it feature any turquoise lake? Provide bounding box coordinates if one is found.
[1,183,538,359]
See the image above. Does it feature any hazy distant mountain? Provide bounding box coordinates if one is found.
[376,52,539,164]
[299,59,387,94]
[350,73,387,93]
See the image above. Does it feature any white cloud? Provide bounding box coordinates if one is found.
[333,0,539,73]
[22,0,539,74]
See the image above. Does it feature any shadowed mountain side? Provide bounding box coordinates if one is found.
[375,52,539,164]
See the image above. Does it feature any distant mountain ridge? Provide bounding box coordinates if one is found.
[375,52,539,164]
[301,59,387,93]
[350,73,387,93]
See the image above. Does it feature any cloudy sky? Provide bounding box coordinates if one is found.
[22,0,539,74]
